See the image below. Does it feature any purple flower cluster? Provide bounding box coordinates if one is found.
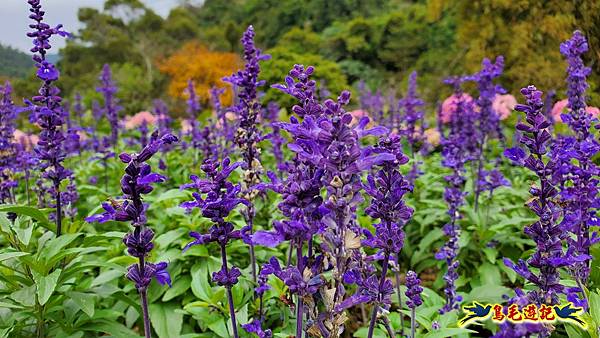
[405,271,423,309]
[0,82,19,204]
[97,64,122,146]
[87,131,177,338]
[405,270,423,338]
[26,0,71,235]
[153,99,171,135]
[470,56,508,208]
[399,72,427,183]
[264,102,288,173]
[181,157,249,338]
[550,31,599,307]
[361,135,413,336]
[435,77,474,314]
[210,86,233,156]
[273,64,396,336]
[223,25,271,283]
[559,31,593,137]
[358,80,385,125]
[503,86,568,306]
[224,25,270,190]
[185,80,202,150]
[471,56,506,143]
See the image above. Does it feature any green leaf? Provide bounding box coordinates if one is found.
[67,291,95,317]
[38,233,81,264]
[482,247,497,264]
[353,327,386,338]
[82,319,141,337]
[191,263,211,301]
[14,222,33,246]
[92,269,124,287]
[565,323,590,338]
[0,205,53,231]
[10,284,36,307]
[155,229,186,249]
[477,263,501,286]
[126,306,140,328]
[149,302,183,338]
[589,291,600,329]
[0,251,29,262]
[153,189,189,204]
[418,228,444,250]
[0,213,11,233]
[163,275,191,301]
[422,328,476,338]
[35,268,62,305]
[207,317,229,338]
[0,301,23,309]
[462,285,511,304]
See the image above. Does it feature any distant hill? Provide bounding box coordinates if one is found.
[0,44,34,78]
[46,53,60,65]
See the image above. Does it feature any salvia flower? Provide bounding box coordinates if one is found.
[211,86,232,155]
[435,77,473,314]
[503,86,569,310]
[96,64,122,146]
[0,82,19,204]
[272,64,323,117]
[181,157,249,338]
[360,134,413,338]
[549,31,599,307]
[87,131,177,338]
[223,26,271,283]
[559,31,592,137]
[185,80,202,150]
[26,0,71,235]
[264,101,288,173]
[469,56,508,209]
[276,66,392,336]
[405,271,423,309]
[405,270,423,338]
[242,319,272,338]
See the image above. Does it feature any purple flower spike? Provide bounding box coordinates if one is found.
[436,76,474,314]
[547,31,599,308]
[180,157,249,338]
[223,26,271,285]
[26,0,72,235]
[0,82,20,204]
[243,319,272,338]
[503,86,569,312]
[87,131,177,338]
[96,64,122,146]
[405,271,423,309]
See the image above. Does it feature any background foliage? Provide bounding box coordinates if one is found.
[2,0,599,113]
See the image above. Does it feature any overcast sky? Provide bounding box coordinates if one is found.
[0,0,183,53]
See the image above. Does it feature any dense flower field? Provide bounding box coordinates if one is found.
[1,1,600,338]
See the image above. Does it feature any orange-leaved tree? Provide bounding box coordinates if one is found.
[158,41,240,106]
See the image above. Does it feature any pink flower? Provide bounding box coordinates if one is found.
[13,129,38,150]
[550,99,568,122]
[225,112,237,121]
[181,119,193,133]
[124,111,156,129]
[424,128,441,147]
[214,111,238,130]
[587,106,600,118]
[492,94,517,120]
[551,99,600,123]
[77,130,89,141]
[440,94,473,123]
